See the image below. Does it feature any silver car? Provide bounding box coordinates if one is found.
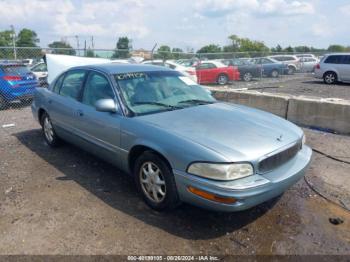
[268,55,301,74]
[314,53,350,84]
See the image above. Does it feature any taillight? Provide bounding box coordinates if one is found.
[3,75,22,81]
[315,64,320,69]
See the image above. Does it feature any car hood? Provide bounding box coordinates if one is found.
[138,102,302,161]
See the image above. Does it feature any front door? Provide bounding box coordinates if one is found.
[74,70,122,165]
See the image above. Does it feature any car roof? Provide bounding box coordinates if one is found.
[70,63,172,74]
[324,53,350,56]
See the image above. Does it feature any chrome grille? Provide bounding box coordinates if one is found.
[258,142,301,173]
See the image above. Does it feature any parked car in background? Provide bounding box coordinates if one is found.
[299,57,319,72]
[250,57,289,77]
[196,61,240,85]
[295,54,317,59]
[142,60,197,83]
[268,55,301,74]
[222,58,262,81]
[0,63,39,109]
[31,62,48,86]
[32,63,312,212]
[314,53,350,84]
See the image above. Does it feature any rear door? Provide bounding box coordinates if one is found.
[47,69,87,137]
[74,70,122,164]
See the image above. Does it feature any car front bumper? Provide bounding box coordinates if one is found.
[173,145,312,212]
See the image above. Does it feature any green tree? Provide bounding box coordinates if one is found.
[197,44,222,53]
[16,28,39,47]
[112,36,132,58]
[284,46,294,53]
[15,28,41,58]
[0,30,15,58]
[327,45,346,52]
[154,45,172,60]
[48,41,76,55]
[172,47,183,59]
[86,48,94,57]
[225,35,269,53]
[294,46,311,53]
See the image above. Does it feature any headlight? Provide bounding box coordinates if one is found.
[302,134,306,144]
[187,162,254,181]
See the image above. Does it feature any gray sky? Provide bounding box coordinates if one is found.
[0,0,349,51]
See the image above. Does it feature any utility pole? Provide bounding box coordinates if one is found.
[75,35,80,56]
[91,36,94,49]
[10,25,16,60]
[84,40,87,56]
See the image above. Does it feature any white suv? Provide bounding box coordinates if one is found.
[314,53,350,84]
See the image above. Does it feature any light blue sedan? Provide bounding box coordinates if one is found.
[31,64,312,212]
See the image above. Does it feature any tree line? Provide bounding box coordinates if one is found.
[0,28,349,60]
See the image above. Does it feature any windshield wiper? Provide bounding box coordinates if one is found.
[133,101,183,110]
[177,99,215,105]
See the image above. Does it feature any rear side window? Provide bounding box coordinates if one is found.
[324,55,343,64]
[59,70,86,100]
[52,73,65,93]
[1,65,31,75]
[341,55,350,64]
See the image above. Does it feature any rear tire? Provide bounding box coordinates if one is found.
[287,66,295,75]
[243,72,252,82]
[271,70,279,78]
[323,72,337,84]
[41,112,61,147]
[134,151,180,211]
[217,74,229,85]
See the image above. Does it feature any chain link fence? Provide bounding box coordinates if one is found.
[0,46,338,126]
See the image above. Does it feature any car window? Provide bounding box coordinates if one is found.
[342,56,350,64]
[59,70,86,100]
[198,63,216,69]
[52,73,65,93]
[261,58,272,64]
[324,55,343,64]
[82,72,115,107]
[32,63,47,72]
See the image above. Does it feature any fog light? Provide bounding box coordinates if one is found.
[188,186,236,204]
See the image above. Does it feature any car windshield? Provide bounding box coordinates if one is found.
[115,71,215,115]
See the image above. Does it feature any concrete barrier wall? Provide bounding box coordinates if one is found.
[287,97,350,134]
[212,89,350,135]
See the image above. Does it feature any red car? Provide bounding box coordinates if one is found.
[196,61,240,85]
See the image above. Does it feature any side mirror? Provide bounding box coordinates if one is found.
[95,99,117,113]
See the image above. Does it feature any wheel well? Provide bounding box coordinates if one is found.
[128,145,172,173]
[323,71,337,78]
[38,108,46,126]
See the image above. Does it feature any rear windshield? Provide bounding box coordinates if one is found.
[1,65,31,75]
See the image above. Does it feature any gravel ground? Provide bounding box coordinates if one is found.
[213,74,350,100]
[0,107,349,255]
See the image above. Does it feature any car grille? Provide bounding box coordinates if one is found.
[258,141,302,173]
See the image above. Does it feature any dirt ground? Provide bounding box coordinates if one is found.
[0,107,349,255]
[216,74,350,100]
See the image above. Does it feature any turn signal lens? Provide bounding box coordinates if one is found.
[188,186,236,204]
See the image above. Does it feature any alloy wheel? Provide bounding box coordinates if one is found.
[139,162,166,203]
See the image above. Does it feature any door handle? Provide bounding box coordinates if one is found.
[77,110,84,117]
[48,99,52,104]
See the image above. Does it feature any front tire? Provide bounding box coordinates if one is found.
[217,74,229,85]
[287,66,295,75]
[134,152,180,211]
[41,112,61,147]
[323,72,337,84]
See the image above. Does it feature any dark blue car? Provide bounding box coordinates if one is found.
[0,63,39,109]
[250,57,289,78]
